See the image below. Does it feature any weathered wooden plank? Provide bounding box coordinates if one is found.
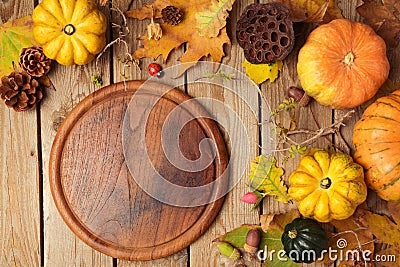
[0,1,40,266]
[40,1,113,265]
[186,0,260,266]
[112,0,187,266]
[260,0,333,215]
[260,1,333,267]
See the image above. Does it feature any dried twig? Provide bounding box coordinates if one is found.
[269,108,355,157]
[94,7,140,89]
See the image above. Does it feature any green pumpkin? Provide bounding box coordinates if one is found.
[281,218,328,263]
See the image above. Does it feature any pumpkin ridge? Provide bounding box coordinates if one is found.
[381,174,400,191]
[297,231,326,245]
[370,148,391,155]
[36,5,65,27]
[70,0,96,25]
[75,11,107,35]
[355,127,389,131]
[60,0,76,22]
[290,171,319,181]
[354,141,400,147]
[385,162,400,176]
[387,95,400,106]
[376,101,400,113]
[363,115,400,124]
[74,11,97,29]
[329,188,352,202]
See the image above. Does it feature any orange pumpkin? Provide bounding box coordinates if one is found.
[353,90,400,202]
[297,19,390,109]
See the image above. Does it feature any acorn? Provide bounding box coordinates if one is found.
[287,86,311,107]
[244,229,261,254]
[216,241,241,260]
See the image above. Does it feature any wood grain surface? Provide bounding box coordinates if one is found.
[0,1,40,267]
[1,0,400,266]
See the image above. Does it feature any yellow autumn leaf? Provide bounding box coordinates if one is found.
[249,155,290,203]
[195,0,236,38]
[243,59,283,84]
[0,16,37,78]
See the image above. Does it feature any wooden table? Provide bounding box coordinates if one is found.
[1,0,399,266]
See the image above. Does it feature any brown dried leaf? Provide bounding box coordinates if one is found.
[260,214,275,232]
[125,4,162,20]
[99,0,108,6]
[387,202,400,225]
[357,0,400,47]
[126,0,230,75]
[375,247,399,267]
[317,206,374,265]
[358,208,400,248]
[276,0,343,23]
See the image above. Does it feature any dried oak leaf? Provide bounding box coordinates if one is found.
[276,0,343,23]
[126,0,230,76]
[358,203,400,247]
[356,204,400,266]
[357,0,400,48]
[195,0,235,38]
[330,211,374,265]
[374,247,398,267]
[249,155,291,203]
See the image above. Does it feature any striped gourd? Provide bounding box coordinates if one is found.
[353,90,400,202]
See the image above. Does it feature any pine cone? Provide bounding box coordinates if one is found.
[0,72,44,112]
[19,46,51,77]
[162,6,184,26]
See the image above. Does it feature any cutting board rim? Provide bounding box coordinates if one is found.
[49,80,229,260]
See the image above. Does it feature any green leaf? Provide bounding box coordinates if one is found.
[0,16,37,78]
[249,155,291,203]
[243,59,283,84]
[220,225,253,248]
[196,0,236,38]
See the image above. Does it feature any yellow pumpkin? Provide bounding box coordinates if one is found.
[297,19,389,109]
[288,149,367,222]
[32,0,107,66]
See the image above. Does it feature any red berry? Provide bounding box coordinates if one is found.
[148,63,161,76]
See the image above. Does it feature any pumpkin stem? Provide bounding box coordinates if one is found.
[63,24,75,36]
[320,177,332,189]
[343,51,355,66]
[288,229,298,239]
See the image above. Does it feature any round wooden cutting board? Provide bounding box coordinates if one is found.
[49,80,228,260]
